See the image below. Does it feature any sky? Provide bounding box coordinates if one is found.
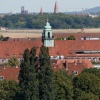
[0,0,100,13]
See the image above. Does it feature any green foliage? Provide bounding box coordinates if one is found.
[74,88,99,100]
[55,37,66,40]
[0,14,100,29]
[38,45,55,100]
[55,37,62,40]
[7,56,20,67]
[73,73,100,99]
[54,70,73,100]
[67,35,76,40]
[0,34,4,41]
[0,80,20,100]
[18,48,39,100]
[92,61,100,64]
[82,68,100,78]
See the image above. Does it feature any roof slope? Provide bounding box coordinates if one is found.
[0,40,100,58]
[0,67,20,81]
[0,40,42,58]
[49,40,100,56]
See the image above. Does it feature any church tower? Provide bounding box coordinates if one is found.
[54,1,58,13]
[40,6,43,14]
[42,20,54,47]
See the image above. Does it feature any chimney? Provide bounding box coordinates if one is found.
[16,66,18,68]
[74,61,77,65]
[4,66,5,69]
[65,60,68,70]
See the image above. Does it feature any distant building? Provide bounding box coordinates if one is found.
[54,1,58,13]
[0,26,7,30]
[40,7,43,14]
[87,13,99,18]
[21,6,24,14]
[21,6,28,15]
[24,10,28,14]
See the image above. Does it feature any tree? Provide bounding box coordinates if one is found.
[67,35,76,40]
[54,70,73,100]
[8,80,20,100]
[1,14,100,29]
[73,73,100,99]
[82,68,100,78]
[38,45,55,100]
[0,35,4,41]
[7,56,20,67]
[29,47,39,100]
[18,48,39,100]
[0,80,20,100]
[74,88,99,100]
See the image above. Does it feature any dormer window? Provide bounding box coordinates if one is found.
[72,70,78,75]
[0,76,4,80]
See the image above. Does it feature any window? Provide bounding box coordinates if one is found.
[93,58,97,62]
[2,59,6,63]
[72,70,78,75]
[42,32,45,38]
[0,76,4,80]
[48,32,50,38]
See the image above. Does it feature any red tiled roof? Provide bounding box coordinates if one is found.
[0,40,42,58]
[0,59,94,81]
[0,67,20,81]
[53,59,94,75]
[69,59,93,73]
[0,39,100,58]
[49,40,100,57]
[53,33,100,40]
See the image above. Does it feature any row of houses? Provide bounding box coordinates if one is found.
[0,21,100,81]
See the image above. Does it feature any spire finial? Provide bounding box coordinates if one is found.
[45,18,51,27]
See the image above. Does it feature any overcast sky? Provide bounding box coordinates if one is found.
[0,0,100,13]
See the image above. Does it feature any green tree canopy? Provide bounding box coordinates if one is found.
[54,70,73,100]
[82,68,100,78]
[7,56,20,67]
[38,45,55,100]
[0,14,100,29]
[18,48,39,100]
[67,35,76,40]
[73,73,100,99]
[0,80,20,100]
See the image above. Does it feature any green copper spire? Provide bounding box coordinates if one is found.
[42,19,54,47]
[44,18,52,29]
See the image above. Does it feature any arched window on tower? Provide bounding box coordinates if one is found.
[48,32,50,38]
[42,32,45,38]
